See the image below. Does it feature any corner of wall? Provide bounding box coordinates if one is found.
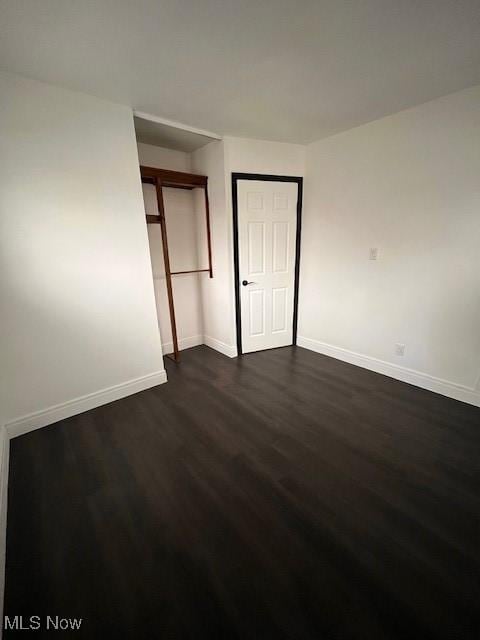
[203,335,238,358]
[5,369,168,440]
[0,366,169,635]
[297,336,480,408]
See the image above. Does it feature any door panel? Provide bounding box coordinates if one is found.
[249,289,265,336]
[272,287,288,333]
[272,221,290,273]
[248,222,265,275]
[238,180,298,353]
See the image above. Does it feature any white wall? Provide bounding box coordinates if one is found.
[0,72,165,432]
[137,142,191,172]
[191,140,236,356]
[138,143,204,353]
[223,136,305,177]
[192,137,306,357]
[299,85,480,406]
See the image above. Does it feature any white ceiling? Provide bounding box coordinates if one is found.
[1,0,480,144]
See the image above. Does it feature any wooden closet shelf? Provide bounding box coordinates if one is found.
[140,166,207,189]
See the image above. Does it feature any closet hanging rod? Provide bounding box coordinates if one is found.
[170,269,210,275]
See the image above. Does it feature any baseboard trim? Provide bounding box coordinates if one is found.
[204,335,238,358]
[0,368,168,632]
[5,369,168,440]
[161,335,204,354]
[297,336,480,408]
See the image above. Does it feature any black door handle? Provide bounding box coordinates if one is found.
[242,280,257,286]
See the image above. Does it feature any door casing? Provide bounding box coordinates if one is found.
[232,172,303,356]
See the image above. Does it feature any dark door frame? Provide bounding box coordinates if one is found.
[232,172,303,356]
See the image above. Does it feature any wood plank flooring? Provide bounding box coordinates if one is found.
[4,345,480,638]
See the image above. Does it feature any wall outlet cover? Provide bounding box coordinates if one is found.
[395,343,405,356]
[369,247,378,260]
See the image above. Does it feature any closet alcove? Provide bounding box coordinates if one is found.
[135,115,218,362]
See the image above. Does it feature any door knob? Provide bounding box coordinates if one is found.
[242,280,256,286]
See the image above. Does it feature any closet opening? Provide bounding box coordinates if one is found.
[141,166,212,362]
[134,113,221,364]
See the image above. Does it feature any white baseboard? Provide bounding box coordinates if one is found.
[204,335,238,358]
[5,369,168,440]
[0,368,168,633]
[0,426,9,639]
[297,336,480,408]
[161,334,203,354]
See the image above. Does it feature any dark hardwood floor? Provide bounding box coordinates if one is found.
[4,345,480,638]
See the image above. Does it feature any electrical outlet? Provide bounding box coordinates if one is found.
[395,343,405,356]
[369,247,378,260]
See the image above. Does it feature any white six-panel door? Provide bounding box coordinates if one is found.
[237,180,298,353]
